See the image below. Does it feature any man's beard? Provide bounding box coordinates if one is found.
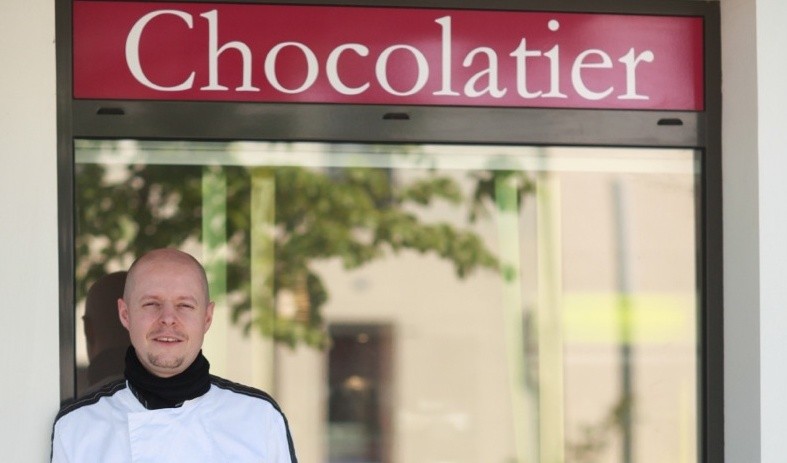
[148,353,185,370]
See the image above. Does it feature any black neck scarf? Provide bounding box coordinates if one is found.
[124,346,211,410]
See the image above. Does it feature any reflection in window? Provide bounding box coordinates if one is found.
[328,324,392,463]
[75,140,699,463]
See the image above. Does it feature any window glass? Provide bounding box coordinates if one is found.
[74,139,699,463]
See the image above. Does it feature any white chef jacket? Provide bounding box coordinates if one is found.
[51,376,297,462]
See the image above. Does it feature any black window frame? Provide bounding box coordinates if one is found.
[56,0,722,461]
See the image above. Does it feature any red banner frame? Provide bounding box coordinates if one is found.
[73,1,704,110]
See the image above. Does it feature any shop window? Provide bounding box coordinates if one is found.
[73,139,699,462]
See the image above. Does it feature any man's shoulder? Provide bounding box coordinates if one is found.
[54,378,128,424]
[208,375,284,412]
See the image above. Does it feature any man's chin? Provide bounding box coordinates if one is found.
[146,354,186,376]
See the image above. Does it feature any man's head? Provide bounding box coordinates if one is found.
[118,248,214,378]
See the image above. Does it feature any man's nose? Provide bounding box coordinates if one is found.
[158,303,177,325]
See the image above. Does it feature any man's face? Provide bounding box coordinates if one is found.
[118,256,213,378]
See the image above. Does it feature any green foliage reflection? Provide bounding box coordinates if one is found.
[76,144,533,349]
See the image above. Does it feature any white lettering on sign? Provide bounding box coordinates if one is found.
[433,16,459,97]
[200,10,258,92]
[376,45,429,96]
[327,44,370,95]
[572,49,614,100]
[463,47,507,98]
[264,42,319,94]
[124,10,655,102]
[125,10,195,91]
[617,48,655,100]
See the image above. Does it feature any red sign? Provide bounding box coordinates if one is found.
[73,1,704,110]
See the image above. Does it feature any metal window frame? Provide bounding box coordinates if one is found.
[56,0,722,461]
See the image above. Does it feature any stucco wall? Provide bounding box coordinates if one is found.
[722,0,787,462]
[0,0,60,461]
[753,2,787,462]
[721,1,760,461]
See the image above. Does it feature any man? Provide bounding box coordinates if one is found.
[51,249,298,462]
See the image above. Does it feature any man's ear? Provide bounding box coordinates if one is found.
[204,301,215,333]
[118,298,131,330]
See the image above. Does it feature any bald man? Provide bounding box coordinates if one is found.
[52,249,298,462]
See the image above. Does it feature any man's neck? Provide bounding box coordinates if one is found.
[124,346,211,410]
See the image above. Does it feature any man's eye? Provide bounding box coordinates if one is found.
[143,302,159,308]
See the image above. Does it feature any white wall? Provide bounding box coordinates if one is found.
[722,0,787,462]
[0,0,60,461]
[751,2,787,462]
[721,1,760,461]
